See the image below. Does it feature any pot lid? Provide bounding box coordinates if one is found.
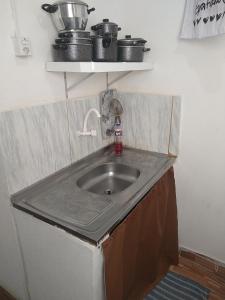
[92,19,119,28]
[91,35,117,40]
[53,41,92,47]
[54,0,88,6]
[58,30,90,37]
[118,35,147,46]
[101,19,118,25]
[55,37,92,44]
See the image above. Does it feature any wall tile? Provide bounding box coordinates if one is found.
[0,92,181,195]
[118,92,173,154]
[67,96,111,163]
[0,101,71,194]
[169,96,182,156]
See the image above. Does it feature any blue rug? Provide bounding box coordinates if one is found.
[144,271,210,300]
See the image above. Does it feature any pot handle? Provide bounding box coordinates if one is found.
[53,44,68,50]
[41,4,58,13]
[61,32,73,38]
[87,7,95,14]
[143,48,151,52]
[118,27,122,31]
[55,38,70,44]
[91,24,101,31]
[132,40,147,46]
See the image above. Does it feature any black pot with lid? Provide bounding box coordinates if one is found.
[118,35,150,62]
[91,18,119,62]
[91,19,121,37]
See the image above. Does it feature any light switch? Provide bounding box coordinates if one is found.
[12,36,32,57]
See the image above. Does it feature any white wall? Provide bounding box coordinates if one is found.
[113,0,225,263]
[0,0,65,111]
[0,0,120,111]
[0,2,225,298]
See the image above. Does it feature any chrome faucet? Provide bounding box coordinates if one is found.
[106,115,121,136]
[77,108,101,137]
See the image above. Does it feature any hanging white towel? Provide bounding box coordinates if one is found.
[180,0,225,39]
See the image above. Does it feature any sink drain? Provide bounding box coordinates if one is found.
[104,189,113,195]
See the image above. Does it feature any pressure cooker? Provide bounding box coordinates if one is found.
[41,0,95,32]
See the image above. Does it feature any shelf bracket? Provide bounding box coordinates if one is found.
[64,72,95,99]
[107,71,132,88]
[64,72,69,99]
[67,73,95,91]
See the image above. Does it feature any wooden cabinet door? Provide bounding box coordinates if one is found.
[103,168,178,300]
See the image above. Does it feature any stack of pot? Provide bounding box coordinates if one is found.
[42,0,95,61]
[91,19,121,62]
[90,19,151,62]
[42,2,151,62]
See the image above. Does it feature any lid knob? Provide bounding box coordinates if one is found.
[125,35,132,38]
[103,19,109,22]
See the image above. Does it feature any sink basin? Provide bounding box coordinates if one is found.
[77,163,140,195]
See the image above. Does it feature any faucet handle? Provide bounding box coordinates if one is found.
[90,130,97,137]
[106,128,115,136]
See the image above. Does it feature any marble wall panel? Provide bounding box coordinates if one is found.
[169,96,182,156]
[0,101,71,194]
[118,92,173,154]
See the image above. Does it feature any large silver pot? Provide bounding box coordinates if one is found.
[42,1,95,32]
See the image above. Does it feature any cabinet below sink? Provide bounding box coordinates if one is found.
[13,166,178,300]
[103,167,178,300]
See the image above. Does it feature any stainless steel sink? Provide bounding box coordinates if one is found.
[12,146,174,243]
[77,163,140,195]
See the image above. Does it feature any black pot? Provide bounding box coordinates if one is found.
[52,43,92,62]
[92,35,117,62]
[118,45,150,62]
[91,19,121,38]
[118,35,150,62]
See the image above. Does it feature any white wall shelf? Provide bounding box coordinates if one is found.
[45,61,153,99]
[46,61,153,73]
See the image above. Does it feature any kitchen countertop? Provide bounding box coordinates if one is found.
[12,146,175,245]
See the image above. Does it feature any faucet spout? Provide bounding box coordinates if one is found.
[78,108,101,137]
[83,108,101,133]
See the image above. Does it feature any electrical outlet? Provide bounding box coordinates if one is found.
[12,36,32,57]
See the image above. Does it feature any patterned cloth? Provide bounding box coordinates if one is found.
[144,271,209,300]
[180,0,225,39]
